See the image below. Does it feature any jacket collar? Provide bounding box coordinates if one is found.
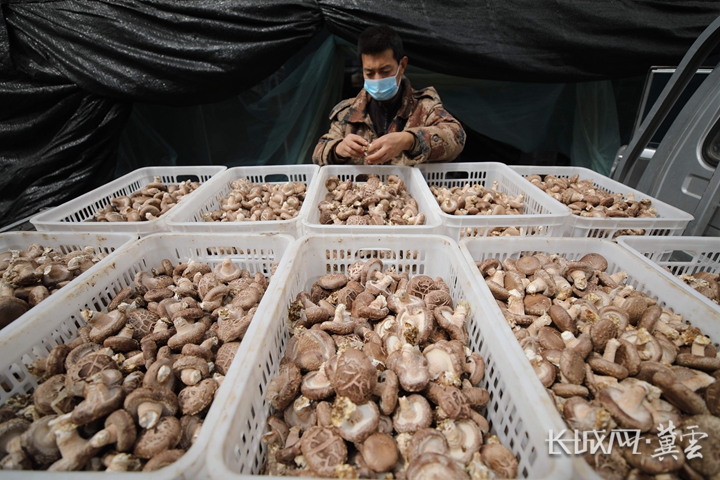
[348,77,415,124]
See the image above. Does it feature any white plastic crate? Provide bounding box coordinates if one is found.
[418,162,568,240]
[511,166,693,239]
[0,231,137,332]
[302,165,443,235]
[617,235,720,315]
[164,165,319,238]
[31,166,227,235]
[459,236,720,479]
[206,234,573,480]
[0,232,294,479]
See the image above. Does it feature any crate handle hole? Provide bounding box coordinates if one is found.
[264,174,290,183]
[444,171,470,180]
[176,174,200,183]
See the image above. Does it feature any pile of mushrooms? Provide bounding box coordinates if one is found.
[0,256,273,472]
[678,271,720,305]
[429,181,526,237]
[429,182,524,217]
[262,258,518,479]
[525,174,657,235]
[202,179,307,222]
[0,244,107,329]
[477,252,720,478]
[318,175,425,226]
[91,177,201,222]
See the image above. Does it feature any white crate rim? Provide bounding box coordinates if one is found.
[31,166,227,235]
[459,236,720,480]
[0,231,138,338]
[511,166,693,239]
[0,232,295,479]
[418,162,569,240]
[301,165,444,234]
[206,234,574,480]
[617,235,720,315]
[164,165,319,238]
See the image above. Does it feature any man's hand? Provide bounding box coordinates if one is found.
[365,132,415,165]
[335,134,368,159]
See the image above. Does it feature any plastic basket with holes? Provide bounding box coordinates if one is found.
[0,232,294,479]
[302,165,443,235]
[510,166,693,239]
[617,235,720,315]
[164,165,319,238]
[417,162,569,240]
[205,234,573,480]
[30,166,227,235]
[0,231,137,333]
[459,236,720,479]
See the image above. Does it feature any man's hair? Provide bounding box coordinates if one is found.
[358,25,404,63]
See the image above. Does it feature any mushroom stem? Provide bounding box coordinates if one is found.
[692,335,710,356]
[137,402,163,429]
[89,427,117,448]
[180,369,202,386]
[570,271,587,290]
[602,339,620,363]
[527,315,551,337]
[561,331,580,349]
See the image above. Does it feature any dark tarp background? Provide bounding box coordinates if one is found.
[2,0,720,227]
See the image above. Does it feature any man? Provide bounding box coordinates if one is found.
[312,25,465,166]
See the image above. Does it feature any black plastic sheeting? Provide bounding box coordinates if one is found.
[2,0,720,227]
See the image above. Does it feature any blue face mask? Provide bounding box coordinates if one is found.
[364,65,401,102]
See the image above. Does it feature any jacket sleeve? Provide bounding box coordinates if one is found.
[402,103,466,166]
[312,99,353,166]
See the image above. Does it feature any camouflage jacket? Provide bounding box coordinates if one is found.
[312,78,465,166]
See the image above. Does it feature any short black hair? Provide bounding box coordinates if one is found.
[358,25,404,63]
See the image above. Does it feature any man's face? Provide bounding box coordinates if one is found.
[361,49,408,84]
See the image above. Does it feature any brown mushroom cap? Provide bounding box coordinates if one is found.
[300,426,347,477]
[706,381,720,416]
[71,374,125,425]
[552,383,589,398]
[332,398,379,443]
[406,452,470,480]
[0,296,29,328]
[538,326,565,351]
[266,362,303,411]
[580,253,608,272]
[178,378,218,416]
[524,294,552,316]
[89,409,136,452]
[124,387,179,425]
[143,449,185,472]
[590,318,617,353]
[20,414,62,467]
[549,304,577,335]
[0,418,30,456]
[622,433,685,475]
[360,432,398,473]
[387,345,430,392]
[284,329,336,372]
[680,415,720,476]
[652,371,709,415]
[34,374,76,416]
[126,309,160,340]
[588,357,629,380]
[316,273,348,291]
[301,369,334,401]
[134,416,182,459]
[393,394,432,433]
[615,339,642,376]
[408,427,449,462]
[676,353,720,372]
[515,255,542,275]
[214,341,240,376]
[598,385,653,432]
[481,443,519,479]
[374,370,399,416]
[560,348,586,384]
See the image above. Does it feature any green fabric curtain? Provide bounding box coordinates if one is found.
[117,33,621,175]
